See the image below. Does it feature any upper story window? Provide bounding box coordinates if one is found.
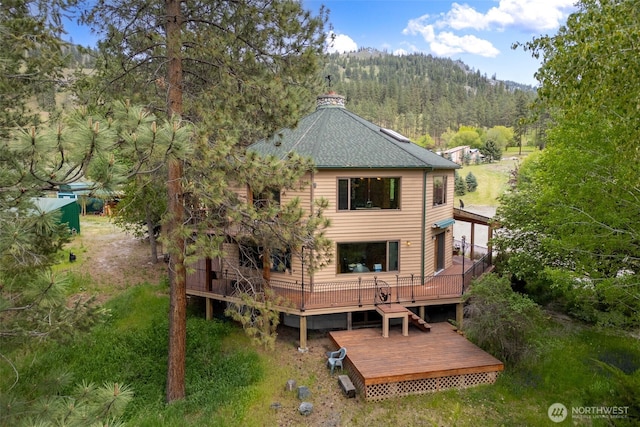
[433,175,447,206]
[251,187,281,209]
[337,177,400,211]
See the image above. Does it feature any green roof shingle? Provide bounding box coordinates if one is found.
[249,94,460,170]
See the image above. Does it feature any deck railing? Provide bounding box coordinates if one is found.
[273,273,465,311]
[187,253,493,312]
[463,251,493,292]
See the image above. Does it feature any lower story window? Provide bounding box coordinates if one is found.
[337,241,399,274]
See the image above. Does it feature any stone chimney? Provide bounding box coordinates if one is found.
[316,91,346,109]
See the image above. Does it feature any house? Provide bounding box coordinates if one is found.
[32,197,81,234]
[440,145,484,165]
[57,182,112,215]
[186,93,493,349]
[468,147,485,164]
[440,145,469,165]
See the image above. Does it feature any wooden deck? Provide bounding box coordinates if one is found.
[186,254,495,315]
[328,322,504,400]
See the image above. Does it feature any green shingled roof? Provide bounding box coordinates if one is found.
[249,94,460,170]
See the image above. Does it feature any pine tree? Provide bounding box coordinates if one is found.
[481,138,502,162]
[82,0,329,402]
[465,172,478,193]
[0,1,104,345]
[0,0,70,131]
[454,171,467,196]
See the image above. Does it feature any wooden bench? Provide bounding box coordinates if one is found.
[338,374,356,398]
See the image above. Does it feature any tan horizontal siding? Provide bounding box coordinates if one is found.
[312,169,426,282]
[223,168,458,285]
[424,170,456,273]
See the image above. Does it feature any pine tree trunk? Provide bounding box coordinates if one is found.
[165,0,186,403]
[145,207,158,264]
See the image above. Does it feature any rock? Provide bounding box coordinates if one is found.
[270,402,282,411]
[297,385,311,400]
[285,379,297,391]
[299,402,313,416]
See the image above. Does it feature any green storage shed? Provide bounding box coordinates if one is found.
[32,197,81,234]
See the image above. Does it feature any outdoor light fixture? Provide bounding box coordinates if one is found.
[406,241,412,246]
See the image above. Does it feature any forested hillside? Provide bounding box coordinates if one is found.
[323,49,535,145]
[60,46,535,148]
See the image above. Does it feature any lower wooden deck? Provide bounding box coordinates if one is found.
[328,322,504,400]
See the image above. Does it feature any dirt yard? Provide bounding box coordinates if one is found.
[67,217,166,292]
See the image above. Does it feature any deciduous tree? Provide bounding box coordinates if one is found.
[112,174,167,263]
[484,125,513,152]
[449,128,482,149]
[464,274,545,365]
[499,0,640,326]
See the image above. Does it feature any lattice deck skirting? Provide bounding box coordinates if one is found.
[362,371,500,401]
[329,323,505,401]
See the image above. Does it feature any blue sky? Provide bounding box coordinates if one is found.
[64,0,577,86]
[305,0,577,85]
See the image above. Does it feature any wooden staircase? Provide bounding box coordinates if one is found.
[408,311,431,332]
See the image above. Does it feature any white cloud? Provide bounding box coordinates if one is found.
[432,32,500,57]
[326,32,357,53]
[402,0,575,59]
[403,15,499,58]
[442,0,576,33]
[403,14,435,42]
[443,3,490,31]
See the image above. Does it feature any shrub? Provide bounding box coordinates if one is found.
[463,274,546,365]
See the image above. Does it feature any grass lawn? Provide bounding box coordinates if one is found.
[3,183,638,426]
[3,282,638,426]
[458,161,512,206]
[457,147,538,206]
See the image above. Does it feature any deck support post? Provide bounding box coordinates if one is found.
[298,315,308,352]
[419,306,425,320]
[347,312,352,330]
[205,298,212,320]
[456,302,463,330]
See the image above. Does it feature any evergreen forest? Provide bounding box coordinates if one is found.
[323,49,536,145]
